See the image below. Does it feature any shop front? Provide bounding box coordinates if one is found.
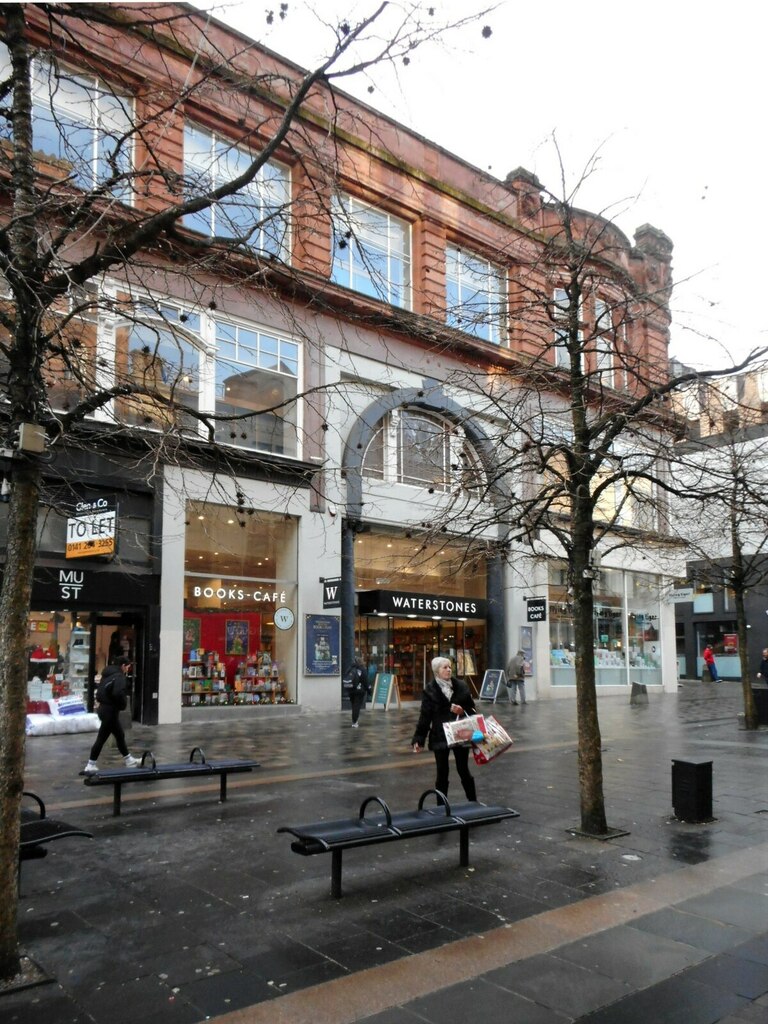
[548,563,664,687]
[23,566,159,721]
[1,476,162,724]
[349,528,490,701]
[180,502,298,709]
[356,589,487,699]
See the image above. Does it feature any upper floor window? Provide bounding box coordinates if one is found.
[183,125,290,258]
[362,409,483,492]
[331,194,411,309]
[594,298,615,388]
[27,56,133,198]
[114,301,300,457]
[552,287,572,368]
[445,246,505,344]
[214,319,299,455]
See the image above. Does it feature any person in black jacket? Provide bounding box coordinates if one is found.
[411,656,477,801]
[346,656,369,728]
[82,659,141,774]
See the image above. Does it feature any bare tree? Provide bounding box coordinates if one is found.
[400,153,768,836]
[670,389,768,730]
[0,1,494,983]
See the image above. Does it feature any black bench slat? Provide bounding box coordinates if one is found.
[20,818,93,850]
[278,791,519,897]
[280,819,392,851]
[446,801,519,825]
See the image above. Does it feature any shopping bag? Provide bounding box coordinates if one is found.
[443,712,486,747]
[472,715,513,764]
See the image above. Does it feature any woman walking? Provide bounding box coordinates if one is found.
[411,656,477,801]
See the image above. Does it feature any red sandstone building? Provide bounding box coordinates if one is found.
[0,5,681,724]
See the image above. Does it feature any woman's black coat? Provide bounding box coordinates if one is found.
[411,677,476,751]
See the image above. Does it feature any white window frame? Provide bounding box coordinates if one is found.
[362,409,483,492]
[103,297,302,457]
[331,194,412,309]
[212,316,301,456]
[21,52,134,199]
[183,123,291,259]
[445,245,506,344]
[594,298,615,388]
[553,287,576,368]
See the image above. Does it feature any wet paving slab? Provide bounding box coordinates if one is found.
[6,685,768,1023]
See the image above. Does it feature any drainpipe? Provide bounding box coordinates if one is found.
[487,553,506,669]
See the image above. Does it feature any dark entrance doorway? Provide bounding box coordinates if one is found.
[89,614,143,721]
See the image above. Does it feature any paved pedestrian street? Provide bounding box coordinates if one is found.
[5,681,767,1024]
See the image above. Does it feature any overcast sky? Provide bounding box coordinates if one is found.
[200,0,764,371]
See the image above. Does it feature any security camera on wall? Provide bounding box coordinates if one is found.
[327,503,337,518]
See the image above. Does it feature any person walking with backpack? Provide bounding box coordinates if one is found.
[82,659,141,774]
[345,656,369,728]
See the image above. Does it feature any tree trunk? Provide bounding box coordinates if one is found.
[0,463,42,980]
[730,507,758,730]
[737,609,757,731]
[571,502,608,835]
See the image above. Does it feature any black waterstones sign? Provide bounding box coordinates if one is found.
[358,589,487,619]
[526,598,547,622]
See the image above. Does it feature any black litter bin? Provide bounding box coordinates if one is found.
[751,686,768,726]
[671,759,713,822]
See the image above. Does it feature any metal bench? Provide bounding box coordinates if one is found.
[83,746,260,816]
[20,791,93,886]
[278,790,519,897]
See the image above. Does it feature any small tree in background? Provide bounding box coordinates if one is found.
[670,384,768,730]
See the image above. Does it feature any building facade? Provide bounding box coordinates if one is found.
[1,6,682,726]
[670,364,768,682]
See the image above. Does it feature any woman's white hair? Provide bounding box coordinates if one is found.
[431,656,452,676]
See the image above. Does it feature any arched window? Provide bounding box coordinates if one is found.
[362,409,483,493]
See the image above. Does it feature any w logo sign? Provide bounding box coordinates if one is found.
[323,578,342,608]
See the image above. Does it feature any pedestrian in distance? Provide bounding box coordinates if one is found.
[344,656,369,728]
[505,649,527,704]
[756,647,768,683]
[703,644,719,683]
[411,656,477,801]
[82,659,141,774]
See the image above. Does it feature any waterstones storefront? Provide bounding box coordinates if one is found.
[356,588,488,700]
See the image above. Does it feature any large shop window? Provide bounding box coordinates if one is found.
[183,124,290,258]
[213,319,299,454]
[2,289,101,415]
[353,528,488,699]
[114,302,300,456]
[549,564,662,686]
[0,48,134,199]
[331,194,411,309]
[182,503,298,707]
[362,409,484,493]
[445,245,506,344]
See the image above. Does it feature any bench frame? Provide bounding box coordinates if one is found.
[19,791,93,887]
[278,790,519,897]
[83,746,260,816]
